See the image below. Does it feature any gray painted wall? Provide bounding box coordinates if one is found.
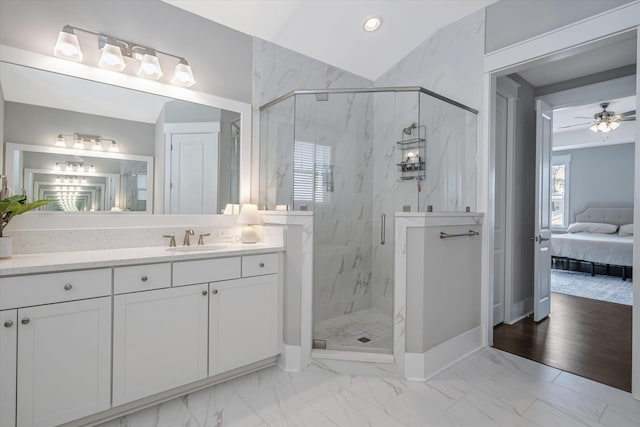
[509,74,536,315]
[4,102,155,156]
[556,143,635,222]
[485,0,634,53]
[162,100,222,123]
[0,0,253,103]
[0,83,4,174]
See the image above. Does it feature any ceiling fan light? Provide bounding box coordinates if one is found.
[53,26,83,61]
[610,121,621,130]
[589,124,599,133]
[597,122,608,132]
[98,42,126,72]
[138,52,163,80]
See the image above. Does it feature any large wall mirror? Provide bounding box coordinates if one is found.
[0,50,250,214]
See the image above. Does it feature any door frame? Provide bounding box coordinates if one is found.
[494,77,519,325]
[480,2,640,397]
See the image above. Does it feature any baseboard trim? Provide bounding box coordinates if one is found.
[507,297,533,324]
[312,349,394,364]
[278,344,303,372]
[404,326,482,381]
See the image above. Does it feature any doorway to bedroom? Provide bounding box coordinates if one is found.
[491,30,636,392]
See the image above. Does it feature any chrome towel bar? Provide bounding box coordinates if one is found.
[440,230,480,239]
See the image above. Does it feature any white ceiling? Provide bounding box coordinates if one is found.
[162,0,496,81]
[518,34,637,88]
[0,62,172,123]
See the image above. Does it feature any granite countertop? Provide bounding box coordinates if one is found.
[0,243,284,277]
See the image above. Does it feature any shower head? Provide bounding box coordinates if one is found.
[403,123,417,135]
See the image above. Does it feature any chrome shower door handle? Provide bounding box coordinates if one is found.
[381,213,386,245]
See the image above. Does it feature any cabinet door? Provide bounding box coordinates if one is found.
[210,274,279,375]
[113,284,209,405]
[0,310,17,427]
[16,297,111,427]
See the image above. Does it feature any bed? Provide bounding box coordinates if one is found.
[551,207,633,279]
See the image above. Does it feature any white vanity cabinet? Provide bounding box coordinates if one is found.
[112,283,209,406]
[0,298,111,427]
[209,274,279,374]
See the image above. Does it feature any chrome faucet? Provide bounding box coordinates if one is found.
[183,229,195,246]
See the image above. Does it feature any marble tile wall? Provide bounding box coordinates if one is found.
[370,9,485,313]
[254,39,377,325]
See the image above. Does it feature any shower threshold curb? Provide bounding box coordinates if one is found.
[312,349,394,364]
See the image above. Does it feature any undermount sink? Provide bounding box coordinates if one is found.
[166,243,230,252]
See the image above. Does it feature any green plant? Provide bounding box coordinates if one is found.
[0,195,50,237]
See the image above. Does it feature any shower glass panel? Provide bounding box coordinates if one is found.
[259,87,477,356]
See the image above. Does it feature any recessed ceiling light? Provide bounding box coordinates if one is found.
[363,16,382,32]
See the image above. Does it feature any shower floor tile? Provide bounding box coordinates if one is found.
[314,307,392,353]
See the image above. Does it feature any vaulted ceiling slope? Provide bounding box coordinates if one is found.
[161,0,495,81]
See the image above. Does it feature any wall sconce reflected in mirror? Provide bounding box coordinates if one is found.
[53,25,196,87]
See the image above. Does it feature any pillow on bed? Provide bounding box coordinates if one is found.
[619,223,634,236]
[567,222,618,234]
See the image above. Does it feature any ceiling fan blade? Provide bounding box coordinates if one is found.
[616,110,635,119]
[556,122,592,129]
[621,117,636,122]
[572,116,593,119]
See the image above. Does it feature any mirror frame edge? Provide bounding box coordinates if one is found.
[0,44,253,213]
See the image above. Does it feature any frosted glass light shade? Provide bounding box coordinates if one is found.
[138,53,163,79]
[53,27,83,61]
[98,43,126,71]
[171,59,196,87]
[54,134,66,147]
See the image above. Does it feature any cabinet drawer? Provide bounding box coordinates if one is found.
[173,257,240,287]
[114,263,171,294]
[0,269,111,310]
[242,253,278,277]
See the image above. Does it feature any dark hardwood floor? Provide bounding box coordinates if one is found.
[493,292,632,391]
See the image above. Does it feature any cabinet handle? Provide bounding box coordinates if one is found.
[202,290,208,296]
[141,275,148,282]
[211,289,218,295]
[64,283,72,291]
[21,318,30,325]
[4,320,13,328]
[259,262,265,268]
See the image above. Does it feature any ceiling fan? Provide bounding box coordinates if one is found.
[558,102,636,133]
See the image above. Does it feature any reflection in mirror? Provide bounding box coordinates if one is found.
[0,61,241,214]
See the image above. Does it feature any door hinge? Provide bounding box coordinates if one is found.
[170,182,173,190]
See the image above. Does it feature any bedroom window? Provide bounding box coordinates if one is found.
[552,154,571,230]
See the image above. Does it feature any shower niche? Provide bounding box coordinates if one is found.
[259,87,477,356]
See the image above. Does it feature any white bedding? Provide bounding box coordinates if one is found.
[551,232,633,267]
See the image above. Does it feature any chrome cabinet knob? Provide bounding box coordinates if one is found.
[141,275,148,282]
[259,262,265,268]
[21,318,30,325]
[211,289,218,295]
[4,320,13,328]
[202,290,208,296]
[64,284,72,291]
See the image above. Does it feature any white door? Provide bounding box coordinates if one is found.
[170,132,219,214]
[209,275,279,375]
[16,298,111,427]
[493,93,508,326]
[112,285,209,405]
[533,99,553,322]
[0,310,17,427]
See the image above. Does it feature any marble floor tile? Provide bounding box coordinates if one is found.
[522,399,607,427]
[95,348,640,427]
[309,387,405,427]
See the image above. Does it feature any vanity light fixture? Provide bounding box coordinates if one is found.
[138,50,163,80]
[171,58,196,87]
[89,165,96,173]
[53,25,83,61]
[98,39,126,72]
[53,25,196,87]
[54,134,67,148]
[108,141,120,153]
[363,16,382,32]
[73,139,85,150]
[92,140,103,151]
[54,163,62,172]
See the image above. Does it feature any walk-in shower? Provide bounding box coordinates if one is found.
[259,87,478,356]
